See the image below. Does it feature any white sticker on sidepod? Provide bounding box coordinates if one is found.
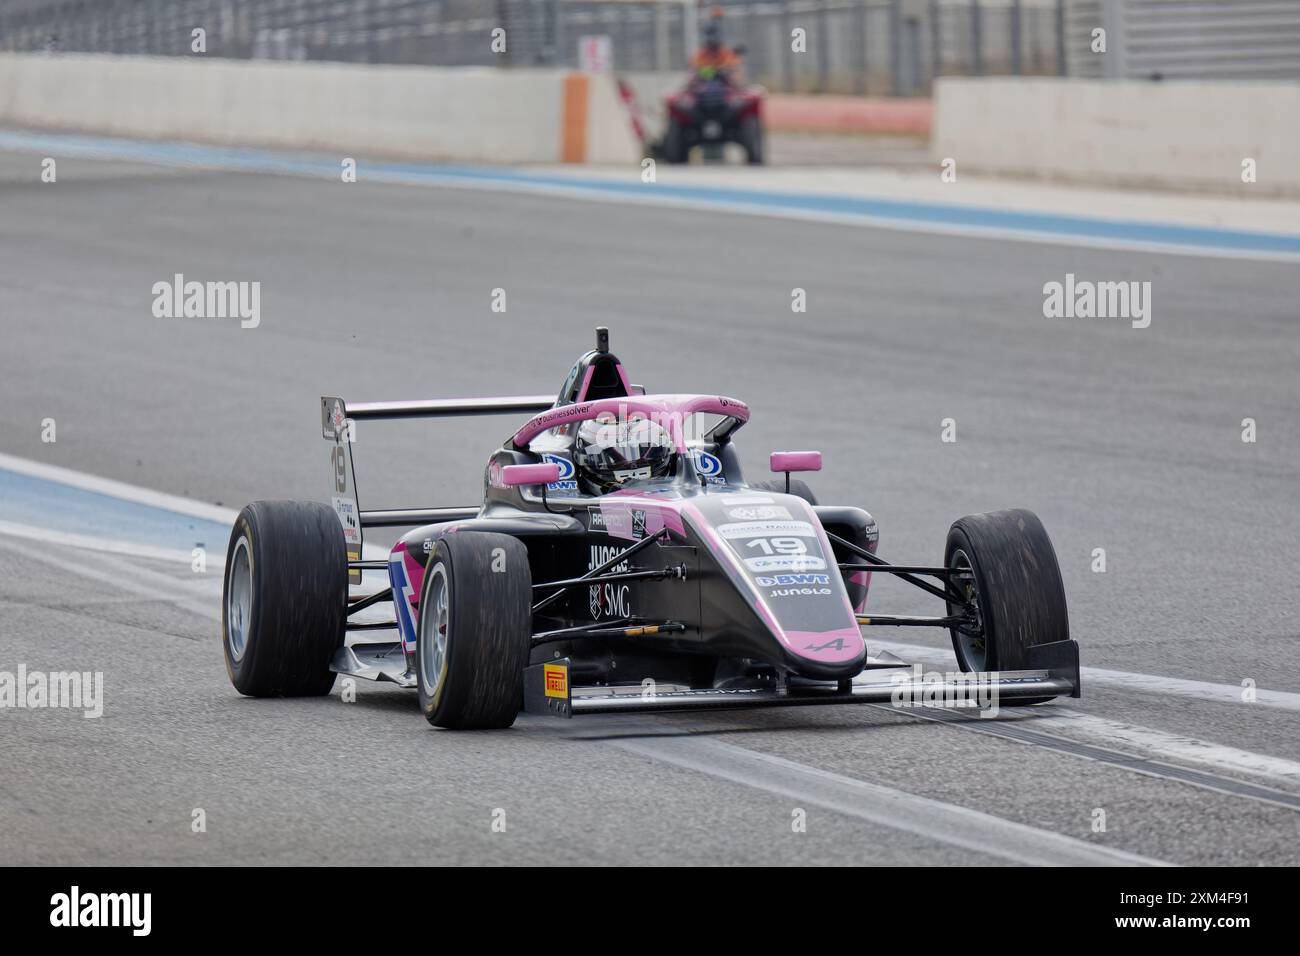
[719,520,816,539]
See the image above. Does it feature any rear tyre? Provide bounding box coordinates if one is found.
[662,120,688,163]
[222,500,347,697]
[944,509,1069,697]
[749,477,817,506]
[739,115,764,164]
[417,532,532,729]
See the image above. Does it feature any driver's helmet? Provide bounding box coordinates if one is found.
[573,415,675,494]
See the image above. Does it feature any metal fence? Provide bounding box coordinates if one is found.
[0,0,1067,95]
[1065,0,1300,81]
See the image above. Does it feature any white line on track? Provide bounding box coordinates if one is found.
[0,534,221,623]
[868,637,1300,714]
[607,731,1168,866]
[0,518,209,566]
[1023,712,1300,787]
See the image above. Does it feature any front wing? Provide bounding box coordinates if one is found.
[523,639,1081,718]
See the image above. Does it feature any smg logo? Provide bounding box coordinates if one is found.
[755,574,830,587]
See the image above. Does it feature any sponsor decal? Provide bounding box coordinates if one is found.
[720,495,775,505]
[542,453,579,494]
[691,449,725,484]
[728,505,792,521]
[543,663,569,699]
[589,509,607,531]
[589,544,629,572]
[719,520,816,539]
[755,573,830,587]
[389,557,418,651]
[769,587,832,597]
[332,496,361,545]
[322,397,347,439]
[589,582,631,619]
[529,403,591,431]
[598,507,635,539]
[743,555,828,573]
[631,509,647,539]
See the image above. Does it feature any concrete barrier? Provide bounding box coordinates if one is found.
[933,77,1300,196]
[0,53,642,165]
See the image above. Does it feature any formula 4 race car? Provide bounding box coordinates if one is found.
[222,328,1079,728]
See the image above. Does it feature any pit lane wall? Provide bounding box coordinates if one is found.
[0,53,642,165]
[933,77,1300,196]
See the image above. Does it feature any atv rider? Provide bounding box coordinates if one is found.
[690,8,741,85]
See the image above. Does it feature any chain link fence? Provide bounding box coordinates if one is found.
[0,0,1071,94]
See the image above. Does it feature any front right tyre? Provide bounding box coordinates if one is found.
[944,509,1069,682]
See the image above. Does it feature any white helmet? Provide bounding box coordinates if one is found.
[573,416,675,494]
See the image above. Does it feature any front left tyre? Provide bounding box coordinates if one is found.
[417,532,533,730]
[222,500,348,697]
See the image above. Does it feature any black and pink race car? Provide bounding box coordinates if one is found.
[222,329,1079,729]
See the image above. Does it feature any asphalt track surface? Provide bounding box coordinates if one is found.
[2,143,1299,866]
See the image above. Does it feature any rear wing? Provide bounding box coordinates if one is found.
[321,394,554,583]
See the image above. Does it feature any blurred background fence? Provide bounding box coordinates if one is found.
[1,0,1298,96]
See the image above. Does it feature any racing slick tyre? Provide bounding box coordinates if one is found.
[749,477,817,505]
[944,509,1069,702]
[739,115,764,165]
[417,532,532,730]
[662,120,688,164]
[222,500,348,697]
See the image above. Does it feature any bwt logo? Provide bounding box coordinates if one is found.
[50,886,151,936]
[755,573,830,586]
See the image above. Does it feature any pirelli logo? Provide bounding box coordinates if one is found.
[543,663,569,699]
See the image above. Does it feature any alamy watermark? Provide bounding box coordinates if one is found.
[1043,273,1151,329]
[0,665,103,718]
[890,665,999,717]
[152,273,260,328]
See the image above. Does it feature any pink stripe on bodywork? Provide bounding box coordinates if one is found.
[849,570,872,612]
[599,492,687,541]
[575,365,596,402]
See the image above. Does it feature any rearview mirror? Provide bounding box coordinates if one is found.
[770,451,822,474]
[502,463,562,487]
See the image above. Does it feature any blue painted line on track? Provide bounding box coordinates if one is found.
[3,129,1299,257]
[0,468,231,551]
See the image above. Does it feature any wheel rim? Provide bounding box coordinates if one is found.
[226,535,253,663]
[419,564,450,697]
[948,548,987,671]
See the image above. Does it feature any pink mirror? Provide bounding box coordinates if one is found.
[502,463,562,487]
[770,451,822,474]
